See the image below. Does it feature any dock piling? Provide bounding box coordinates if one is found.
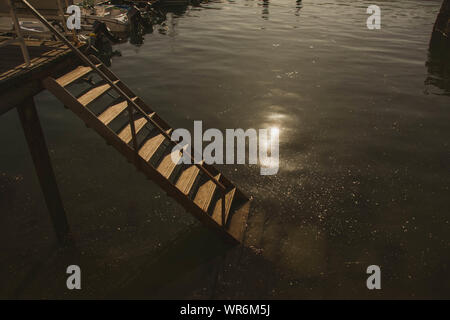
[17,97,71,245]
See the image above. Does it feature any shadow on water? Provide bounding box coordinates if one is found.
[425,0,450,95]
[426,43,450,96]
[115,223,283,300]
[2,224,234,298]
[109,225,234,299]
[426,22,450,96]
[15,223,279,299]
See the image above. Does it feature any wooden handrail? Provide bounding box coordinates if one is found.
[19,0,227,193]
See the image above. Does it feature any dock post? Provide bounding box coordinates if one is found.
[17,97,71,245]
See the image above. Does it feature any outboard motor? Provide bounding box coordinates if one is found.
[92,20,120,43]
[91,21,122,66]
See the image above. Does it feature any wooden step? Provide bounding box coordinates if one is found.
[56,65,100,87]
[175,162,202,195]
[157,145,188,179]
[77,80,119,106]
[211,187,236,226]
[118,113,154,144]
[138,129,172,161]
[98,97,137,125]
[194,174,221,212]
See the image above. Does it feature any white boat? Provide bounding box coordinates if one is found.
[80,5,129,34]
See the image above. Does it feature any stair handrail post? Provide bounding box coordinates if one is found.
[127,103,139,155]
[7,0,31,66]
[221,191,226,226]
[56,0,69,34]
[18,0,226,193]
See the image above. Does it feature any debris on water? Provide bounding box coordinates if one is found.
[249,245,264,255]
[285,71,299,79]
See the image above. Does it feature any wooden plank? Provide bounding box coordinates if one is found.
[175,162,202,195]
[77,80,118,106]
[211,188,236,226]
[98,97,137,125]
[17,97,70,245]
[56,65,96,87]
[0,42,72,83]
[194,174,221,212]
[42,76,138,163]
[1,55,81,115]
[138,129,172,161]
[118,113,154,144]
[156,145,188,179]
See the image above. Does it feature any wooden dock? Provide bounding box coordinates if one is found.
[0,38,81,115]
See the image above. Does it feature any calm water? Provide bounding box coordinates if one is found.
[0,0,449,298]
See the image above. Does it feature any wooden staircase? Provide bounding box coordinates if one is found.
[42,55,251,244]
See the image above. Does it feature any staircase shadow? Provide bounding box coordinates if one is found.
[109,224,234,299]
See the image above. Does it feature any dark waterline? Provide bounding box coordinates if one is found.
[0,0,449,298]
